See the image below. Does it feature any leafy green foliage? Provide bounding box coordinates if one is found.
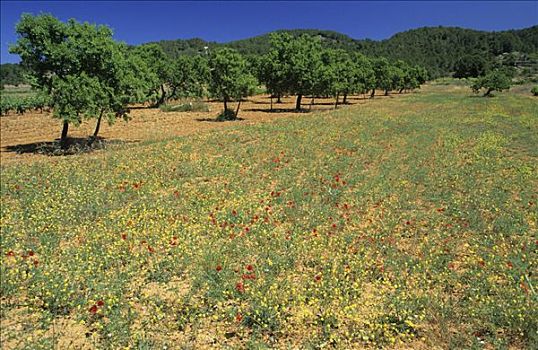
[168,55,209,99]
[453,54,490,78]
[208,48,257,118]
[531,85,538,96]
[260,33,323,110]
[131,44,172,105]
[152,26,538,79]
[0,93,50,116]
[0,63,28,87]
[9,14,147,145]
[471,70,512,96]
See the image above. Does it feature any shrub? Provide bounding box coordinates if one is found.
[215,108,237,121]
[531,86,538,96]
[160,101,209,113]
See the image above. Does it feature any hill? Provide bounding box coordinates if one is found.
[153,26,538,77]
[3,25,537,84]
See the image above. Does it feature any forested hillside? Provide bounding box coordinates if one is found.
[2,25,537,85]
[154,26,538,78]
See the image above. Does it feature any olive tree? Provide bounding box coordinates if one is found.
[208,48,257,120]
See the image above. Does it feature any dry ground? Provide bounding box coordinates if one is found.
[0,93,380,165]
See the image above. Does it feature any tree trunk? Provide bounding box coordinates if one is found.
[295,94,303,111]
[277,94,282,103]
[157,84,166,106]
[343,94,347,104]
[223,98,228,112]
[384,89,389,96]
[399,88,404,94]
[88,110,104,146]
[93,110,104,138]
[235,100,242,119]
[270,96,273,111]
[60,121,69,149]
[483,88,493,97]
[169,86,177,102]
[334,93,339,109]
[370,89,375,98]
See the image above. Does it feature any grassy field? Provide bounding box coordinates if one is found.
[1,85,537,349]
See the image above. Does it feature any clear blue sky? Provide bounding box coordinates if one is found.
[1,1,537,63]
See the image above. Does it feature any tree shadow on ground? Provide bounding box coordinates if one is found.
[4,137,138,157]
[195,117,246,122]
[243,108,312,114]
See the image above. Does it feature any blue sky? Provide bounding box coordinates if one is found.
[1,1,537,63]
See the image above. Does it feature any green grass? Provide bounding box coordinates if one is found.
[1,87,536,349]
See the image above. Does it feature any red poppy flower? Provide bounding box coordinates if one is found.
[216,265,223,272]
[33,259,39,267]
[235,313,243,322]
[235,282,245,293]
[6,250,15,257]
[242,273,256,280]
[121,234,127,240]
[314,275,322,282]
[246,264,254,271]
[97,300,104,307]
[89,305,98,314]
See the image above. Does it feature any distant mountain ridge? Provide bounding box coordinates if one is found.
[153,26,538,77]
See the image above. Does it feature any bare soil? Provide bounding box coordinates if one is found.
[0,94,373,166]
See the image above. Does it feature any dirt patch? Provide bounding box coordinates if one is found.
[0,94,380,166]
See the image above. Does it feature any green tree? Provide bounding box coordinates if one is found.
[265,33,323,110]
[208,48,257,120]
[10,14,141,148]
[168,55,209,100]
[370,57,392,98]
[257,47,289,108]
[453,54,489,78]
[471,69,512,96]
[132,44,171,106]
[352,54,376,98]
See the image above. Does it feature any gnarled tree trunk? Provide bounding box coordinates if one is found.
[370,89,375,98]
[295,94,303,111]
